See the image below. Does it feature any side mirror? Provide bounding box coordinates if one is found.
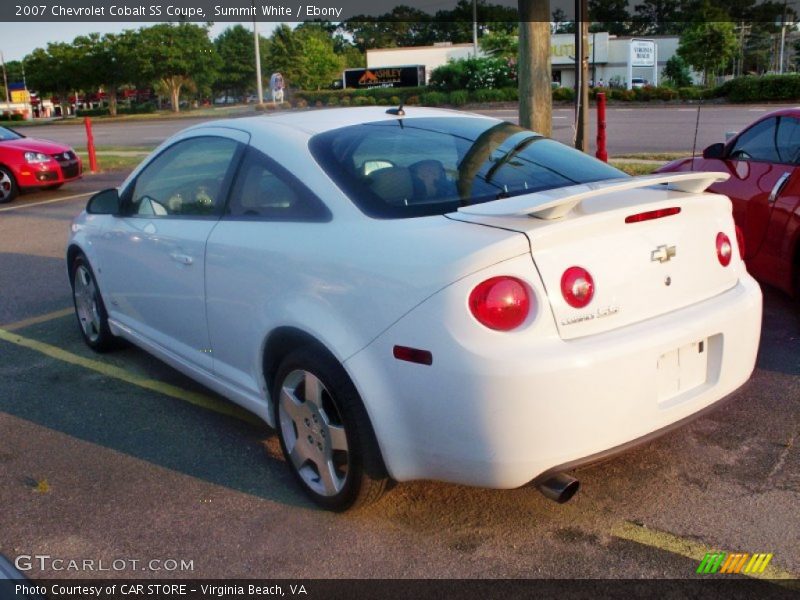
[86,188,120,215]
[702,143,726,160]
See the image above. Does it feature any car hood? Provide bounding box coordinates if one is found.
[0,138,72,154]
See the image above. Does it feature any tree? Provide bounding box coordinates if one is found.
[296,28,344,90]
[678,21,738,85]
[25,42,82,115]
[518,0,552,136]
[214,25,257,98]
[479,29,518,58]
[264,24,307,89]
[663,55,693,86]
[73,32,137,116]
[632,0,683,35]
[134,23,219,112]
[589,0,637,35]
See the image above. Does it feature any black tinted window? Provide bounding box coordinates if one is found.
[126,136,239,217]
[309,117,625,218]
[730,118,783,163]
[0,127,23,141]
[227,148,330,221]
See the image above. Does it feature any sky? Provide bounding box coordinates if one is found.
[0,21,282,62]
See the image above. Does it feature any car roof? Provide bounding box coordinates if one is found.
[195,106,497,139]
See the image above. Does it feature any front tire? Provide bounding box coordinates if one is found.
[70,254,118,352]
[0,167,19,204]
[273,347,389,511]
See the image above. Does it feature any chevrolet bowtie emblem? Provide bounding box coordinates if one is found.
[651,244,677,263]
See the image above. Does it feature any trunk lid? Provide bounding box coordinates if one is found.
[450,174,741,340]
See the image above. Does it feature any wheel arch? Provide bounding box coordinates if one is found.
[260,325,389,475]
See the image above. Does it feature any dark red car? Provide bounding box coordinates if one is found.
[658,108,800,297]
[0,125,82,204]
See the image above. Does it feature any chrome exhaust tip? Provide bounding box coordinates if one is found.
[535,472,580,504]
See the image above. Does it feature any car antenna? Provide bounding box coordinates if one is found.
[386,104,405,117]
[690,93,704,172]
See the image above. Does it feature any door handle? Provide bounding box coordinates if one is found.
[769,172,792,203]
[170,252,194,265]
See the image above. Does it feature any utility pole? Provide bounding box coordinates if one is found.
[0,51,10,109]
[253,0,264,103]
[518,0,552,136]
[574,0,589,151]
[472,0,479,57]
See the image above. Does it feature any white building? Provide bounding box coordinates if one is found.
[366,35,692,88]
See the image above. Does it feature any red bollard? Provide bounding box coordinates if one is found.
[595,92,608,163]
[84,117,98,173]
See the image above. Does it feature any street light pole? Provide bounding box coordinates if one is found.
[253,1,264,103]
[472,0,478,57]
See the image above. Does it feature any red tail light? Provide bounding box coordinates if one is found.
[716,232,732,267]
[735,225,745,259]
[469,276,531,331]
[625,207,681,223]
[561,266,595,308]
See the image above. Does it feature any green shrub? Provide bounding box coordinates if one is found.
[353,96,370,106]
[449,90,469,106]
[389,95,401,105]
[377,97,389,105]
[429,56,516,91]
[714,74,800,102]
[325,95,339,106]
[421,91,449,106]
[294,98,308,108]
[340,96,351,106]
[552,87,575,102]
[472,88,505,103]
[677,87,701,100]
[501,87,518,101]
[405,95,420,105]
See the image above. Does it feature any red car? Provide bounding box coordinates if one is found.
[0,125,82,204]
[658,108,800,298]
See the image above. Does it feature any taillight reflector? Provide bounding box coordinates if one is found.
[561,266,595,308]
[716,232,732,267]
[468,276,531,331]
[625,207,681,224]
[393,345,433,365]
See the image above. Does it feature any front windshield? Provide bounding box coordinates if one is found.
[0,127,24,142]
[309,116,626,219]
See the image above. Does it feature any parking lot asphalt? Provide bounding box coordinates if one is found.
[0,173,798,582]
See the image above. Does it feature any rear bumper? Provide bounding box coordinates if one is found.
[346,259,762,489]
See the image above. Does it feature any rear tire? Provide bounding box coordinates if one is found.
[273,347,389,511]
[70,253,118,352]
[0,167,19,204]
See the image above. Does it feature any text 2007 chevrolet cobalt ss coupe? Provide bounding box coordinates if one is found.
[67,107,762,510]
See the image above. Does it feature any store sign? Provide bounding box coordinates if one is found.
[630,40,656,67]
[344,66,425,88]
[551,32,609,66]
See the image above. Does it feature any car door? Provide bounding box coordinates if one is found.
[98,130,248,369]
[699,116,800,286]
[205,146,331,399]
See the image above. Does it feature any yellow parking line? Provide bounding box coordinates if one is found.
[1,307,74,331]
[0,327,262,427]
[0,191,96,212]
[611,521,799,584]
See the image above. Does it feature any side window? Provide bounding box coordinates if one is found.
[729,118,780,163]
[227,148,330,221]
[125,136,239,217]
[774,116,800,164]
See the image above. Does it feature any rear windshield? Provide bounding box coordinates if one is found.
[309,116,626,218]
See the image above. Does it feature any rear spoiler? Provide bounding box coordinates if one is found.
[457,172,730,220]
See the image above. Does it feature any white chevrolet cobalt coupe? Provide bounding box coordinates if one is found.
[67,107,762,510]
